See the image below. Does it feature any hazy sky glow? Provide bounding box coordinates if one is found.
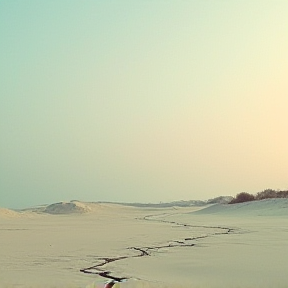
[1,1,288,208]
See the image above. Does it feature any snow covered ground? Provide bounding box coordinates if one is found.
[1,199,288,288]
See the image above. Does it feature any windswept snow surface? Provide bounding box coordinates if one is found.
[0,200,288,288]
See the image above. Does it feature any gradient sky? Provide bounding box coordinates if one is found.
[1,1,288,209]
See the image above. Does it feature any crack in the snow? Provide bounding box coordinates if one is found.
[80,211,241,281]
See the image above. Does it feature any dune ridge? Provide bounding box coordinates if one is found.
[43,201,92,214]
[2,197,288,217]
[193,198,288,216]
[0,207,20,218]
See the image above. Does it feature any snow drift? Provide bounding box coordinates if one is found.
[193,198,288,216]
[43,201,92,214]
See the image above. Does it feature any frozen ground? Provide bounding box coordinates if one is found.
[1,199,288,288]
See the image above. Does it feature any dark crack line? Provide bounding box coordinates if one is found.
[128,247,150,256]
[80,211,242,281]
[143,214,238,233]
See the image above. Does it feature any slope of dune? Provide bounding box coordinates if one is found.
[43,201,92,214]
[193,198,288,216]
[0,208,20,218]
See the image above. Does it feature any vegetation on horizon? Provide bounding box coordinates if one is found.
[229,189,288,204]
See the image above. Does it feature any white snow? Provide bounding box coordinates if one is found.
[1,200,288,288]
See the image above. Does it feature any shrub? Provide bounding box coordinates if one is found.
[276,190,288,198]
[255,189,277,200]
[229,192,255,204]
[228,189,288,204]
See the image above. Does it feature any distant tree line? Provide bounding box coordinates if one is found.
[229,189,288,204]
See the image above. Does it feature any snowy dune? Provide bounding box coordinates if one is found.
[194,198,288,216]
[0,200,288,288]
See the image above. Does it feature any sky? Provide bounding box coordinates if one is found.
[1,1,288,209]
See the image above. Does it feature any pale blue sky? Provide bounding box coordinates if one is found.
[1,1,288,208]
